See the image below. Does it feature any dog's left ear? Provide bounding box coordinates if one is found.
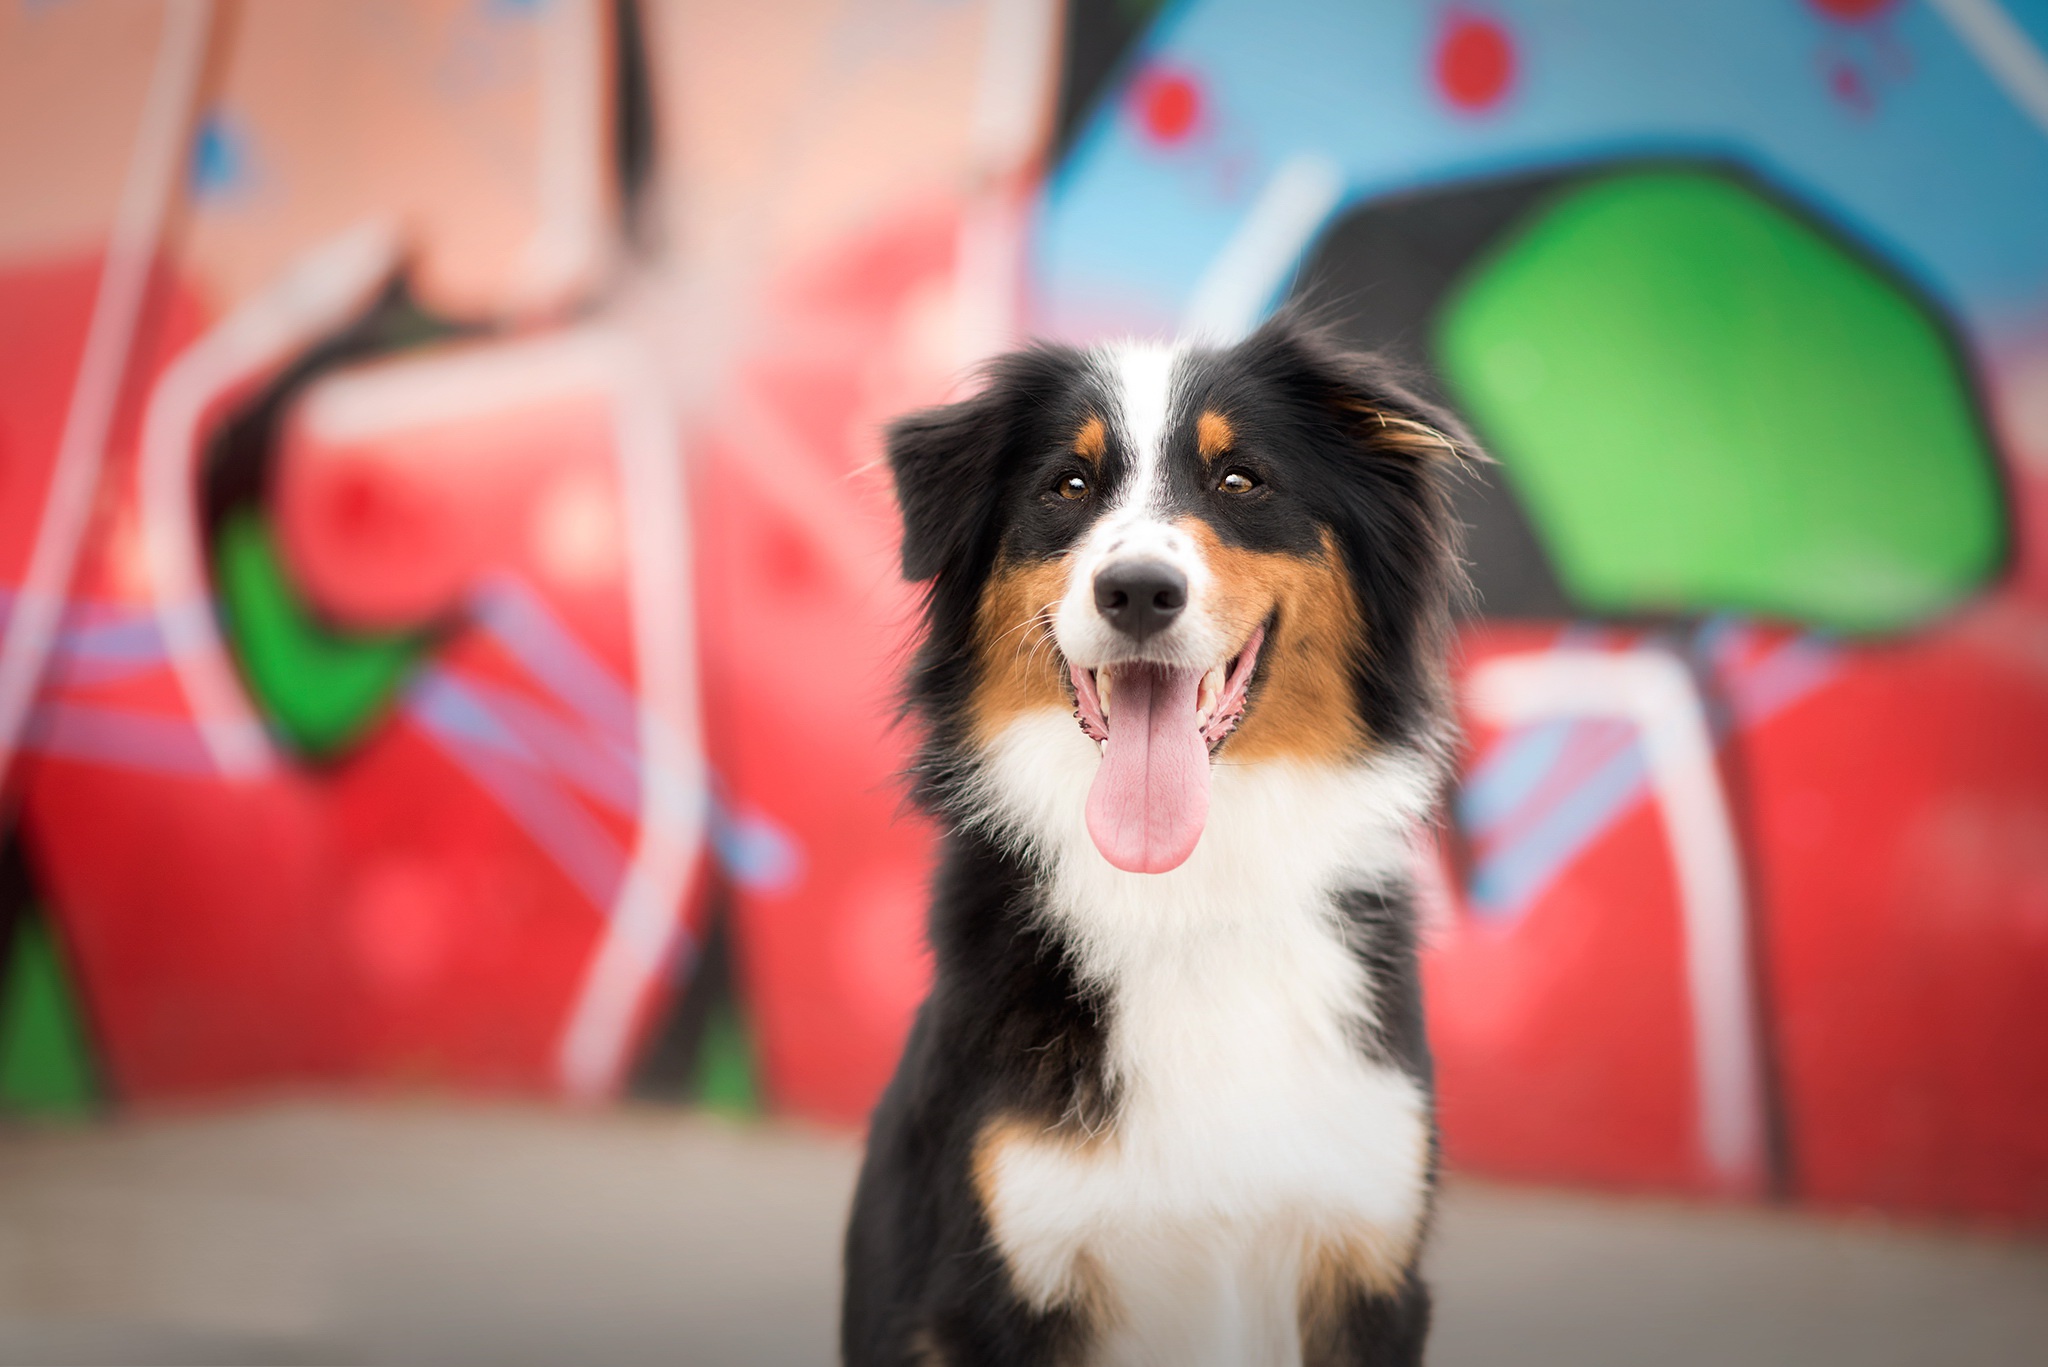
[886,344,1081,582]
[1243,312,1482,469]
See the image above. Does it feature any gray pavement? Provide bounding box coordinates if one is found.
[0,1104,2041,1365]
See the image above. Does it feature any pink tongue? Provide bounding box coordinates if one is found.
[1085,664,1210,873]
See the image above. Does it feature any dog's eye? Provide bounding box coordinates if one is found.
[1057,472,1090,501]
[1218,468,1260,495]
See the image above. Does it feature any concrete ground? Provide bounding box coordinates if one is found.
[0,1104,2041,1366]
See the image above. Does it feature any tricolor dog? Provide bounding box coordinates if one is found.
[843,316,1471,1366]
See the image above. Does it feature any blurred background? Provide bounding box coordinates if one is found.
[1,0,2045,1363]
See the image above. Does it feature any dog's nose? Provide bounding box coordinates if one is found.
[1093,561,1187,642]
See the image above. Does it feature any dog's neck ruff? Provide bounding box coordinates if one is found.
[966,708,1440,1365]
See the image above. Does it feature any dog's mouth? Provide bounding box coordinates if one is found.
[1064,625,1266,876]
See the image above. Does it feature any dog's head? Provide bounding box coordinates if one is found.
[889,316,1469,873]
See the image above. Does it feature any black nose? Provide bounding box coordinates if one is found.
[1093,561,1187,642]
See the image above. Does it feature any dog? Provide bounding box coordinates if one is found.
[843,314,1471,1366]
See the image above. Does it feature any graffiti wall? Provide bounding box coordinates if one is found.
[2,0,2043,1229]
[0,0,1056,1113]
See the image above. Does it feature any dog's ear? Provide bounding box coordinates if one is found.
[1243,310,1482,468]
[885,388,1008,582]
[886,344,1082,582]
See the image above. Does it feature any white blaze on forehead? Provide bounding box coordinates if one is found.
[1056,341,1225,671]
[1105,342,1181,517]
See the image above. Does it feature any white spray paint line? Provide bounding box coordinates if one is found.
[0,0,213,791]
[717,380,874,587]
[1181,152,1344,343]
[139,221,400,779]
[556,331,706,1100]
[952,191,1028,368]
[516,0,608,314]
[300,328,638,443]
[1468,649,1766,1191]
[204,315,705,1094]
[1929,0,2048,139]
[968,0,1062,174]
[953,0,1062,365]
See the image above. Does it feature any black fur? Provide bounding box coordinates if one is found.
[843,826,1108,1365]
[845,316,1469,1366]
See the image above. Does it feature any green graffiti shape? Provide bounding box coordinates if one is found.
[215,509,426,757]
[0,915,95,1117]
[1436,169,2004,634]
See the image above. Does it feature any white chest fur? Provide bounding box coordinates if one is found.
[969,713,1439,1367]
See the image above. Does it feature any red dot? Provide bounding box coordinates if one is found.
[332,467,387,538]
[1829,58,1875,112]
[1809,0,1895,20]
[1437,15,1515,113]
[1133,69,1202,145]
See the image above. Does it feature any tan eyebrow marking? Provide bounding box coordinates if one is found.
[1196,410,1234,460]
[1073,415,1106,462]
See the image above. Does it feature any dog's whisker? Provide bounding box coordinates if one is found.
[988,610,1049,650]
[998,600,1066,672]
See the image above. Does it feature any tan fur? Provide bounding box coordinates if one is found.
[1298,1226,1424,1361]
[1346,403,1460,459]
[1196,409,1234,460]
[972,1115,1110,1217]
[1307,1223,1423,1305]
[973,1115,1115,1325]
[970,557,1073,742]
[1181,521,1368,765]
[1074,414,1107,462]
[907,1327,948,1366]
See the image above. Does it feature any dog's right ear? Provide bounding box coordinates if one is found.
[885,388,1008,582]
[886,344,1080,582]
